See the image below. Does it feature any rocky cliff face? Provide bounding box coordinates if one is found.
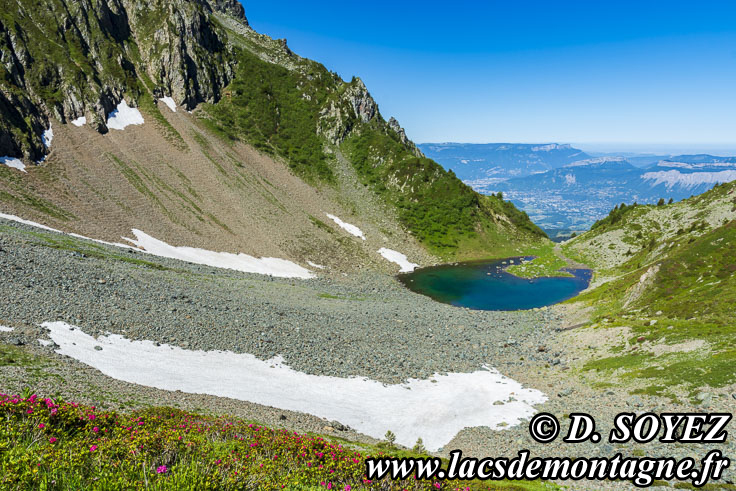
[0,0,245,161]
[388,117,423,158]
[317,78,379,146]
[208,0,248,24]
[315,78,422,157]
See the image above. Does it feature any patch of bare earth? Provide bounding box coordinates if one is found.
[0,106,431,275]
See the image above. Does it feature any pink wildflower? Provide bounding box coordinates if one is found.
[89,445,98,452]
[157,465,168,474]
[38,423,45,429]
[92,427,99,433]
[49,437,57,444]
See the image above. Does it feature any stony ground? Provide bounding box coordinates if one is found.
[1,217,734,489]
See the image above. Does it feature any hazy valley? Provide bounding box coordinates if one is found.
[422,143,736,240]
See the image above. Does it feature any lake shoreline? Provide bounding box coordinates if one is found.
[399,255,592,311]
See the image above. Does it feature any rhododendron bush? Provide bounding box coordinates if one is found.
[0,394,527,490]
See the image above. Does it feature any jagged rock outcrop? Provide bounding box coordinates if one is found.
[0,0,548,260]
[132,0,236,109]
[317,78,378,145]
[0,0,240,162]
[316,78,426,160]
[345,78,377,124]
[388,117,424,158]
[208,0,248,24]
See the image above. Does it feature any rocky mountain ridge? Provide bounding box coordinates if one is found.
[419,142,590,183]
[1,0,545,267]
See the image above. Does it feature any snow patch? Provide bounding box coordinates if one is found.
[69,233,136,250]
[0,157,26,173]
[0,212,311,279]
[0,212,60,232]
[378,248,419,273]
[159,97,177,113]
[71,116,87,127]
[124,229,314,279]
[38,339,52,347]
[42,126,54,148]
[642,170,736,190]
[326,214,365,240]
[107,100,144,130]
[307,261,325,270]
[0,326,14,332]
[564,174,576,185]
[44,321,546,451]
[0,212,131,250]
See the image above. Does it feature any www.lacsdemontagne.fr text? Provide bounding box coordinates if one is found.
[366,450,730,487]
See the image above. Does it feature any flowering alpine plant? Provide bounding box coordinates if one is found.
[0,393,536,490]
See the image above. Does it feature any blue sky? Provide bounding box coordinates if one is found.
[241,1,736,152]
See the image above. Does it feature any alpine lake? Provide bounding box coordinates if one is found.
[399,256,592,311]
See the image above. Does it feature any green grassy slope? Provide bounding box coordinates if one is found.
[561,182,736,396]
[199,47,335,183]
[341,119,546,258]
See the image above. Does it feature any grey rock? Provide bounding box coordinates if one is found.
[388,117,424,157]
[330,421,347,431]
[628,396,644,407]
[696,392,712,406]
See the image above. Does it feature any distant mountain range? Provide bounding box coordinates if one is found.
[585,152,670,168]
[418,143,590,183]
[419,143,736,240]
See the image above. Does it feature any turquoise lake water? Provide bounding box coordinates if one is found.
[399,256,592,311]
